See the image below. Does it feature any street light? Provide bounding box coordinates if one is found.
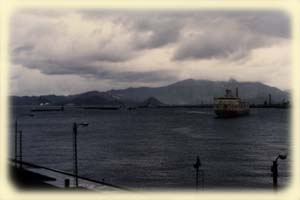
[193,155,204,190]
[271,154,287,190]
[14,114,34,168]
[19,130,23,169]
[73,122,89,187]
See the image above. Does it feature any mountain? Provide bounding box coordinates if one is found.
[11,91,125,106]
[11,96,53,105]
[11,79,289,106]
[108,79,289,105]
[61,91,123,106]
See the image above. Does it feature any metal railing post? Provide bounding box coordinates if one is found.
[73,123,78,187]
[14,119,18,167]
[19,130,23,169]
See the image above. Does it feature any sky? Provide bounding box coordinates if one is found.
[10,9,291,96]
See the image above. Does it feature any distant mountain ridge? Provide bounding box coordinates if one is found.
[11,79,289,106]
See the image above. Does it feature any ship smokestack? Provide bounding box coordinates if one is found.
[236,88,239,97]
[225,89,231,97]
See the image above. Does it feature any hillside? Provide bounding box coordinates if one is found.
[11,79,289,106]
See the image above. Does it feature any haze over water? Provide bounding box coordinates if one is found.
[11,106,290,189]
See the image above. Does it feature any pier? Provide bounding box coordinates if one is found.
[10,159,128,191]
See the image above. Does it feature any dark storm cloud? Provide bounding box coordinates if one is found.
[80,10,184,49]
[41,62,177,83]
[172,11,289,61]
[13,45,34,54]
[222,11,290,38]
[91,69,178,83]
[80,10,290,38]
[11,9,290,92]
[79,10,290,61]
[13,51,177,83]
[172,28,270,61]
[132,17,183,49]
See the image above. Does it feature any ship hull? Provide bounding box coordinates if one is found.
[214,109,249,118]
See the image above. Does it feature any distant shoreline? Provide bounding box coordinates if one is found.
[10,104,290,109]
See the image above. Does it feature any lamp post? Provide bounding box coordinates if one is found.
[19,130,23,169]
[193,155,201,190]
[271,154,287,191]
[73,122,88,187]
[14,114,34,168]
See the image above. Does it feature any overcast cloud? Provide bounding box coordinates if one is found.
[10,10,291,96]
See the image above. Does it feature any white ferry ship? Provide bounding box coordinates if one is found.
[214,88,250,118]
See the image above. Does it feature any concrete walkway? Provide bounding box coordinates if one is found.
[10,163,126,191]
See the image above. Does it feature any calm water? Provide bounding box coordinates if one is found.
[10,106,290,190]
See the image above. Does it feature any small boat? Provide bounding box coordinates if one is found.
[82,106,120,110]
[31,105,64,112]
[214,88,249,118]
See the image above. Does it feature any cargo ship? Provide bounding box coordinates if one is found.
[214,88,250,118]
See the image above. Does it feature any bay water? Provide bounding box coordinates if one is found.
[10,106,290,190]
